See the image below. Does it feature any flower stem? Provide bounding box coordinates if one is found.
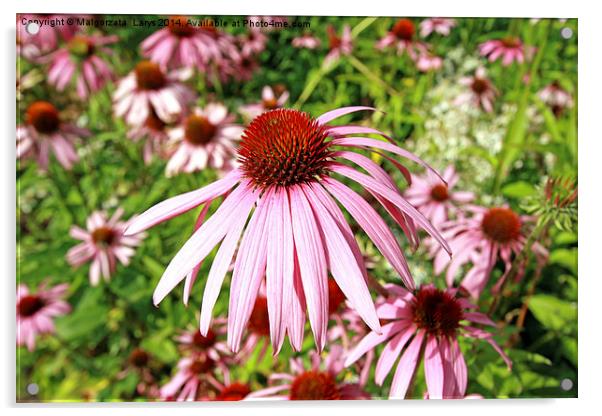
[347,55,402,97]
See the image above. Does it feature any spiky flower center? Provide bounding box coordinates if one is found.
[192,329,217,349]
[26,101,60,135]
[135,61,166,90]
[184,114,217,145]
[248,296,270,336]
[189,354,215,374]
[91,226,117,247]
[471,77,490,95]
[217,383,251,401]
[501,36,521,48]
[289,371,340,400]
[238,109,332,189]
[430,184,449,202]
[391,19,415,41]
[481,207,521,244]
[411,286,463,337]
[67,35,95,58]
[18,295,45,317]
[328,279,346,315]
[168,15,196,37]
[129,348,150,368]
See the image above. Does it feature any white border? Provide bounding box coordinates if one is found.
[3,1,599,415]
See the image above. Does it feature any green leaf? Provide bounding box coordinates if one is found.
[528,294,577,332]
[502,181,537,198]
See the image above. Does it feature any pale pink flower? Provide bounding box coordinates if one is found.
[324,25,353,65]
[17,14,77,59]
[292,34,321,49]
[46,34,117,99]
[141,16,240,72]
[239,85,289,121]
[429,206,545,298]
[249,345,370,400]
[404,165,474,226]
[416,53,443,72]
[17,101,89,171]
[376,19,428,60]
[113,60,196,126]
[175,319,233,369]
[239,28,268,56]
[538,81,573,116]
[479,37,525,66]
[126,109,171,164]
[346,284,511,399]
[159,355,224,401]
[419,18,456,37]
[217,52,260,83]
[454,67,498,113]
[124,106,451,354]
[66,208,145,285]
[17,282,70,351]
[165,103,243,177]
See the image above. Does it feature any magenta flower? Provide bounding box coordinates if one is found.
[538,81,573,116]
[17,101,89,171]
[345,284,511,399]
[165,103,243,177]
[239,85,289,121]
[416,53,443,73]
[125,106,451,354]
[17,282,70,351]
[454,67,498,113]
[419,18,456,37]
[175,319,232,366]
[376,19,427,60]
[479,37,525,66]
[141,16,240,71]
[46,34,117,99]
[429,206,544,298]
[404,165,474,226]
[17,14,77,59]
[324,25,353,66]
[113,60,195,126]
[249,346,370,400]
[159,355,224,401]
[126,109,171,164]
[66,208,145,285]
[239,28,268,56]
[292,34,321,49]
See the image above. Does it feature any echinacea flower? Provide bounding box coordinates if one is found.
[404,165,474,226]
[122,348,161,399]
[538,81,573,117]
[125,106,451,354]
[141,16,240,72]
[17,282,70,351]
[17,14,77,59]
[165,103,243,176]
[113,60,195,126]
[479,37,525,66]
[376,19,427,60]
[416,53,443,73]
[419,18,456,37]
[126,109,171,164]
[429,206,543,298]
[159,354,225,401]
[66,208,144,285]
[292,34,321,49]
[345,284,511,399]
[46,33,117,99]
[175,319,233,368]
[454,67,498,113]
[239,28,268,56]
[214,381,252,401]
[17,100,89,170]
[324,25,353,66]
[249,346,370,400]
[239,85,289,121]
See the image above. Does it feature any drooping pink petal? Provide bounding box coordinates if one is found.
[389,330,425,399]
[345,321,407,366]
[424,335,444,399]
[374,324,415,385]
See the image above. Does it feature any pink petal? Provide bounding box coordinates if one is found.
[316,106,376,125]
[424,335,444,399]
[345,321,407,366]
[375,324,416,385]
[389,330,425,399]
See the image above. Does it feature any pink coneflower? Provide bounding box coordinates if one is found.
[17,101,89,171]
[126,109,171,164]
[159,354,225,401]
[479,37,525,66]
[46,34,117,99]
[324,25,353,66]
[416,53,443,73]
[141,16,240,71]
[214,382,252,401]
[239,28,267,56]
[237,295,272,359]
[122,348,161,399]
[165,103,243,176]
[376,19,427,60]
[430,206,543,298]
[292,33,321,49]
[404,165,474,226]
[454,67,498,113]
[125,106,451,354]
[66,208,144,285]
[113,60,195,126]
[17,282,70,351]
[538,81,573,117]
[345,284,511,399]
[419,18,456,37]
[239,85,289,121]
[175,319,233,369]
[17,14,77,59]
[249,346,370,400]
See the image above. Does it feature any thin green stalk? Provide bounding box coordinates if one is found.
[348,55,401,97]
